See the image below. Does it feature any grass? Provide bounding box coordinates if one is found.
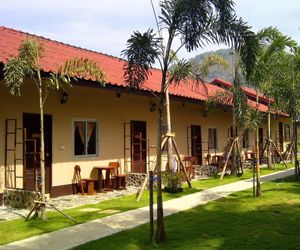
[0,162,294,245]
[75,175,300,250]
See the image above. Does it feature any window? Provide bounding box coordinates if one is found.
[208,128,217,149]
[242,130,249,148]
[284,124,290,141]
[74,120,98,156]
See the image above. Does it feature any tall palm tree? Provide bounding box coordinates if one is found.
[244,27,297,196]
[269,46,300,180]
[4,37,105,220]
[122,0,256,242]
[205,57,261,177]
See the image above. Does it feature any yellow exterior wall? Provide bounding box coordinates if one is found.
[0,79,292,194]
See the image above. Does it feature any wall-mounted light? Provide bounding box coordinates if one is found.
[60,92,68,104]
[150,102,157,112]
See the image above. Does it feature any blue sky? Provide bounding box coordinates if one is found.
[0,0,299,61]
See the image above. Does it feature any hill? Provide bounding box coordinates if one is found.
[189,48,236,82]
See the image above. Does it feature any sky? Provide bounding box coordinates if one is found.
[0,0,299,62]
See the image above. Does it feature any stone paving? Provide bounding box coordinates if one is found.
[0,187,138,222]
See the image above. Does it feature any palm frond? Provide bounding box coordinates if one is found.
[159,0,251,52]
[18,37,43,70]
[122,29,161,88]
[240,106,262,132]
[58,57,106,84]
[256,26,281,43]
[168,59,193,86]
[239,33,259,80]
[262,35,297,62]
[3,57,26,96]
[206,90,232,107]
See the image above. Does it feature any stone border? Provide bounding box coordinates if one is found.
[3,189,40,209]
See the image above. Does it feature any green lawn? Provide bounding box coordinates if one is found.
[75,175,300,250]
[0,163,294,245]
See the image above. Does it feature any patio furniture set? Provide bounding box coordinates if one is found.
[74,162,126,196]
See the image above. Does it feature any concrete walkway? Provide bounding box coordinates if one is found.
[0,168,294,250]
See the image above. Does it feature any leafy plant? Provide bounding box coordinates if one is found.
[162,171,185,193]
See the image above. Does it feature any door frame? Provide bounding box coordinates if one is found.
[130,120,147,173]
[190,125,202,165]
[279,122,284,152]
[23,113,52,193]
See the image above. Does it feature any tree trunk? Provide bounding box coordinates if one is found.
[149,171,154,241]
[293,117,300,181]
[255,92,261,197]
[156,89,166,242]
[231,112,237,176]
[267,100,272,168]
[155,31,177,243]
[38,72,46,220]
[165,89,173,172]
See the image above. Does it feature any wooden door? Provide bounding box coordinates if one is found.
[191,125,202,165]
[279,122,284,152]
[23,113,52,193]
[130,121,147,173]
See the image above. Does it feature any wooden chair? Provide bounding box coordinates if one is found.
[74,165,96,195]
[215,154,231,172]
[182,156,196,179]
[205,153,211,165]
[244,150,253,161]
[109,162,127,190]
[211,155,220,168]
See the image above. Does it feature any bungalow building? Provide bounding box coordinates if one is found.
[0,26,291,204]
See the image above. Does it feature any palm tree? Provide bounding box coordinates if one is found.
[269,46,300,180]
[205,58,261,177]
[122,0,256,242]
[244,27,297,196]
[4,37,105,220]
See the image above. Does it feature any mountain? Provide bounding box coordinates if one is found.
[189,48,236,82]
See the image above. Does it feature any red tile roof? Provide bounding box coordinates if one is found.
[211,78,270,103]
[0,26,271,113]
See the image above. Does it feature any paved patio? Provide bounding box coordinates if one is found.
[0,187,138,221]
[0,168,294,250]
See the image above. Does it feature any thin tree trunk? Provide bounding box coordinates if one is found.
[231,111,237,176]
[156,88,166,242]
[38,71,46,220]
[165,89,173,171]
[255,92,261,197]
[267,100,272,168]
[155,30,177,243]
[149,171,154,241]
[293,117,300,181]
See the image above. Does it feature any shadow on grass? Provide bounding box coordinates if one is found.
[75,181,300,250]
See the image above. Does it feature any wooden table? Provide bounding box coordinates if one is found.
[94,165,118,192]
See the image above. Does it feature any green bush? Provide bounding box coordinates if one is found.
[162,171,185,193]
